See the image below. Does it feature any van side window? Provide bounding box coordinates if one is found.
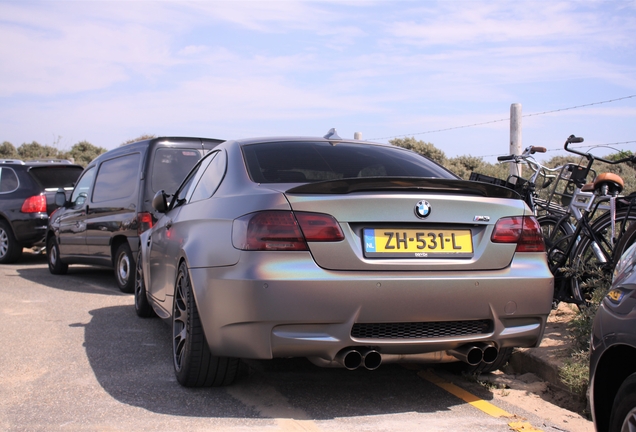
[0,167,19,193]
[190,151,226,203]
[70,167,96,207]
[151,148,202,196]
[92,153,141,203]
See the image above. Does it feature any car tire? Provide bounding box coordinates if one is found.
[461,347,513,375]
[0,220,23,264]
[172,261,239,387]
[114,243,135,293]
[134,248,156,318]
[46,235,68,274]
[609,372,636,432]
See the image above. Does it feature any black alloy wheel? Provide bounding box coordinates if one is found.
[134,248,156,318]
[172,261,239,387]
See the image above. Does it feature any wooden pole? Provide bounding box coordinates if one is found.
[510,103,522,177]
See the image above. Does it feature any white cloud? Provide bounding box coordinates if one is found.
[0,0,634,158]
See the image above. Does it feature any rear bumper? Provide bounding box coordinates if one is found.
[188,252,553,362]
[10,213,48,246]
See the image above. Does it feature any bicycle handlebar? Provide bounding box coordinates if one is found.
[564,134,636,165]
[497,155,516,162]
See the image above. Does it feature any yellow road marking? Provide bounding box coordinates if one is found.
[418,370,544,432]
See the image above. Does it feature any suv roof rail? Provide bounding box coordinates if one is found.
[0,159,25,165]
[27,159,73,164]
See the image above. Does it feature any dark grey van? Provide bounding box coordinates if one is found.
[46,137,223,292]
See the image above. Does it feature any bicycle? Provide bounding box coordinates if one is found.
[544,135,636,306]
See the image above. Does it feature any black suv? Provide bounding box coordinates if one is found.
[46,137,223,292]
[0,159,84,264]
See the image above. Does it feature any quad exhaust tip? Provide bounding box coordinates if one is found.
[336,347,382,370]
[449,342,499,366]
[335,342,498,370]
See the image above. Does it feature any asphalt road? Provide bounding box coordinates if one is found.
[1,252,587,432]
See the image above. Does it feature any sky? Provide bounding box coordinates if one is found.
[1,0,635,163]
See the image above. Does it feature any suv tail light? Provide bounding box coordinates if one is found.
[21,194,47,213]
[232,211,344,251]
[137,212,154,235]
[491,216,545,252]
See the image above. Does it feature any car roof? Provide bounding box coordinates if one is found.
[90,136,225,165]
[229,135,394,148]
[0,159,83,168]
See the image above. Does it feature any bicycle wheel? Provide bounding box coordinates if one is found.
[538,215,573,271]
[570,210,636,305]
[613,221,636,268]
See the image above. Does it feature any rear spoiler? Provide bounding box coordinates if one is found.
[286,177,521,199]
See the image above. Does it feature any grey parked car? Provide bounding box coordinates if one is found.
[590,242,636,432]
[135,131,554,387]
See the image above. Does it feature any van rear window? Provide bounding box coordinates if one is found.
[151,148,202,195]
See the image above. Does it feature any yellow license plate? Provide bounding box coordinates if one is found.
[363,228,473,258]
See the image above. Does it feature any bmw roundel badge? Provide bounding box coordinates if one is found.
[415,200,431,219]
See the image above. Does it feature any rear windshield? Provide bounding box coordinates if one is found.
[242,141,457,183]
[29,166,83,188]
[151,148,203,195]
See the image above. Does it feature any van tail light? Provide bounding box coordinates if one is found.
[137,212,154,235]
[491,216,545,252]
[232,211,344,251]
[21,194,47,213]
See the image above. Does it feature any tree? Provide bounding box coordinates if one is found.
[389,137,447,165]
[65,141,107,166]
[17,141,59,160]
[446,155,498,180]
[0,141,18,159]
[121,134,156,146]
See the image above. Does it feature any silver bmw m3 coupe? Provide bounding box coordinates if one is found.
[135,131,553,387]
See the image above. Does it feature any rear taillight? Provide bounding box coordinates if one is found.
[21,194,47,213]
[137,212,154,235]
[232,211,344,251]
[295,212,345,242]
[491,216,545,252]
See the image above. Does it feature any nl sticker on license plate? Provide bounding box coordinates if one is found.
[363,228,473,258]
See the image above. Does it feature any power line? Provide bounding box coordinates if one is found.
[476,140,636,159]
[371,94,636,141]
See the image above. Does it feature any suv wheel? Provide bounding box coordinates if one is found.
[115,243,135,293]
[47,235,68,274]
[0,220,23,264]
[172,261,239,387]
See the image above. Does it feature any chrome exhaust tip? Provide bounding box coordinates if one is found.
[336,348,363,370]
[479,343,499,364]
[449,344,483,366]
[360,348,382,371]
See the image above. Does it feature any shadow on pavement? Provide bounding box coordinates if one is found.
[16,251,124,296]
[83,304,465,419]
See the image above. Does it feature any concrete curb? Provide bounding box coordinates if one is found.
[509,348,569,392]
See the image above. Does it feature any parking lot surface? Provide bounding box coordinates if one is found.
[1,252,591,432]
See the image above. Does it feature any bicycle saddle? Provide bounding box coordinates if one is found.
[587,172,624,195]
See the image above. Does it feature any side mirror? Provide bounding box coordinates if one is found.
[55,189,67,207]
[152,190,168,213]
